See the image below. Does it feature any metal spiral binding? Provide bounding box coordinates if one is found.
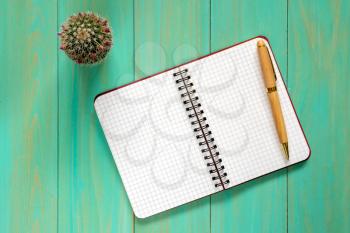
[173,68,230,189]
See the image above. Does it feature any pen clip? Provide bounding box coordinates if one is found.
[265,45,277,81]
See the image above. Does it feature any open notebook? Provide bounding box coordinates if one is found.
[94,36,310,218]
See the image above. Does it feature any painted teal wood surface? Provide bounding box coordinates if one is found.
[1,0,349,233]
[58,1,134,233]
[0,0,58,232]
[288,1,350,233]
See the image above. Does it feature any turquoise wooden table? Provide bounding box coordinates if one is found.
[1,0,349,232]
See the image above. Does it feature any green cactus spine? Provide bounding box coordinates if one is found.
[58,12,113,64]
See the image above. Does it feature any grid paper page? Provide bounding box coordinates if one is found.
[185,37,310,188]
[95,37,310,218]
[94,70,218,218]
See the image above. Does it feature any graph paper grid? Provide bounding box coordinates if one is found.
[94,37,310,218]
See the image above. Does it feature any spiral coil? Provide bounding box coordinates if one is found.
[173,68,230,189]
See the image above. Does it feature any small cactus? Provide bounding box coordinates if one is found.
[58,12,113,64]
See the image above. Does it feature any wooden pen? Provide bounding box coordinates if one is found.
[257,40,289,159]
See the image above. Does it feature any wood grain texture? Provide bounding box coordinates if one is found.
[58,1,134,232]
[134,0,211,232]
[288,0,350,232]
[0,0,58,232]
[258,41,288,146]
[210,1,288,232]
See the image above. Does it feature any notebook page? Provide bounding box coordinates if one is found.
[94,70,217,218]
[185,37,310,188]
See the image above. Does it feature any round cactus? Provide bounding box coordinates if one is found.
[58,12,113,64]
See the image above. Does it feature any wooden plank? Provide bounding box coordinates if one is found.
[58,1,134,232]
[0,0,58,232]
[134,0,211,232]
[288,0,350,232]
[210,1,288,232]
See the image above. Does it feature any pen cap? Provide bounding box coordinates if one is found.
[257,40,276,88]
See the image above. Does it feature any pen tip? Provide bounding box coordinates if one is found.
[282,143,289,160]
[257,40,265,47]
